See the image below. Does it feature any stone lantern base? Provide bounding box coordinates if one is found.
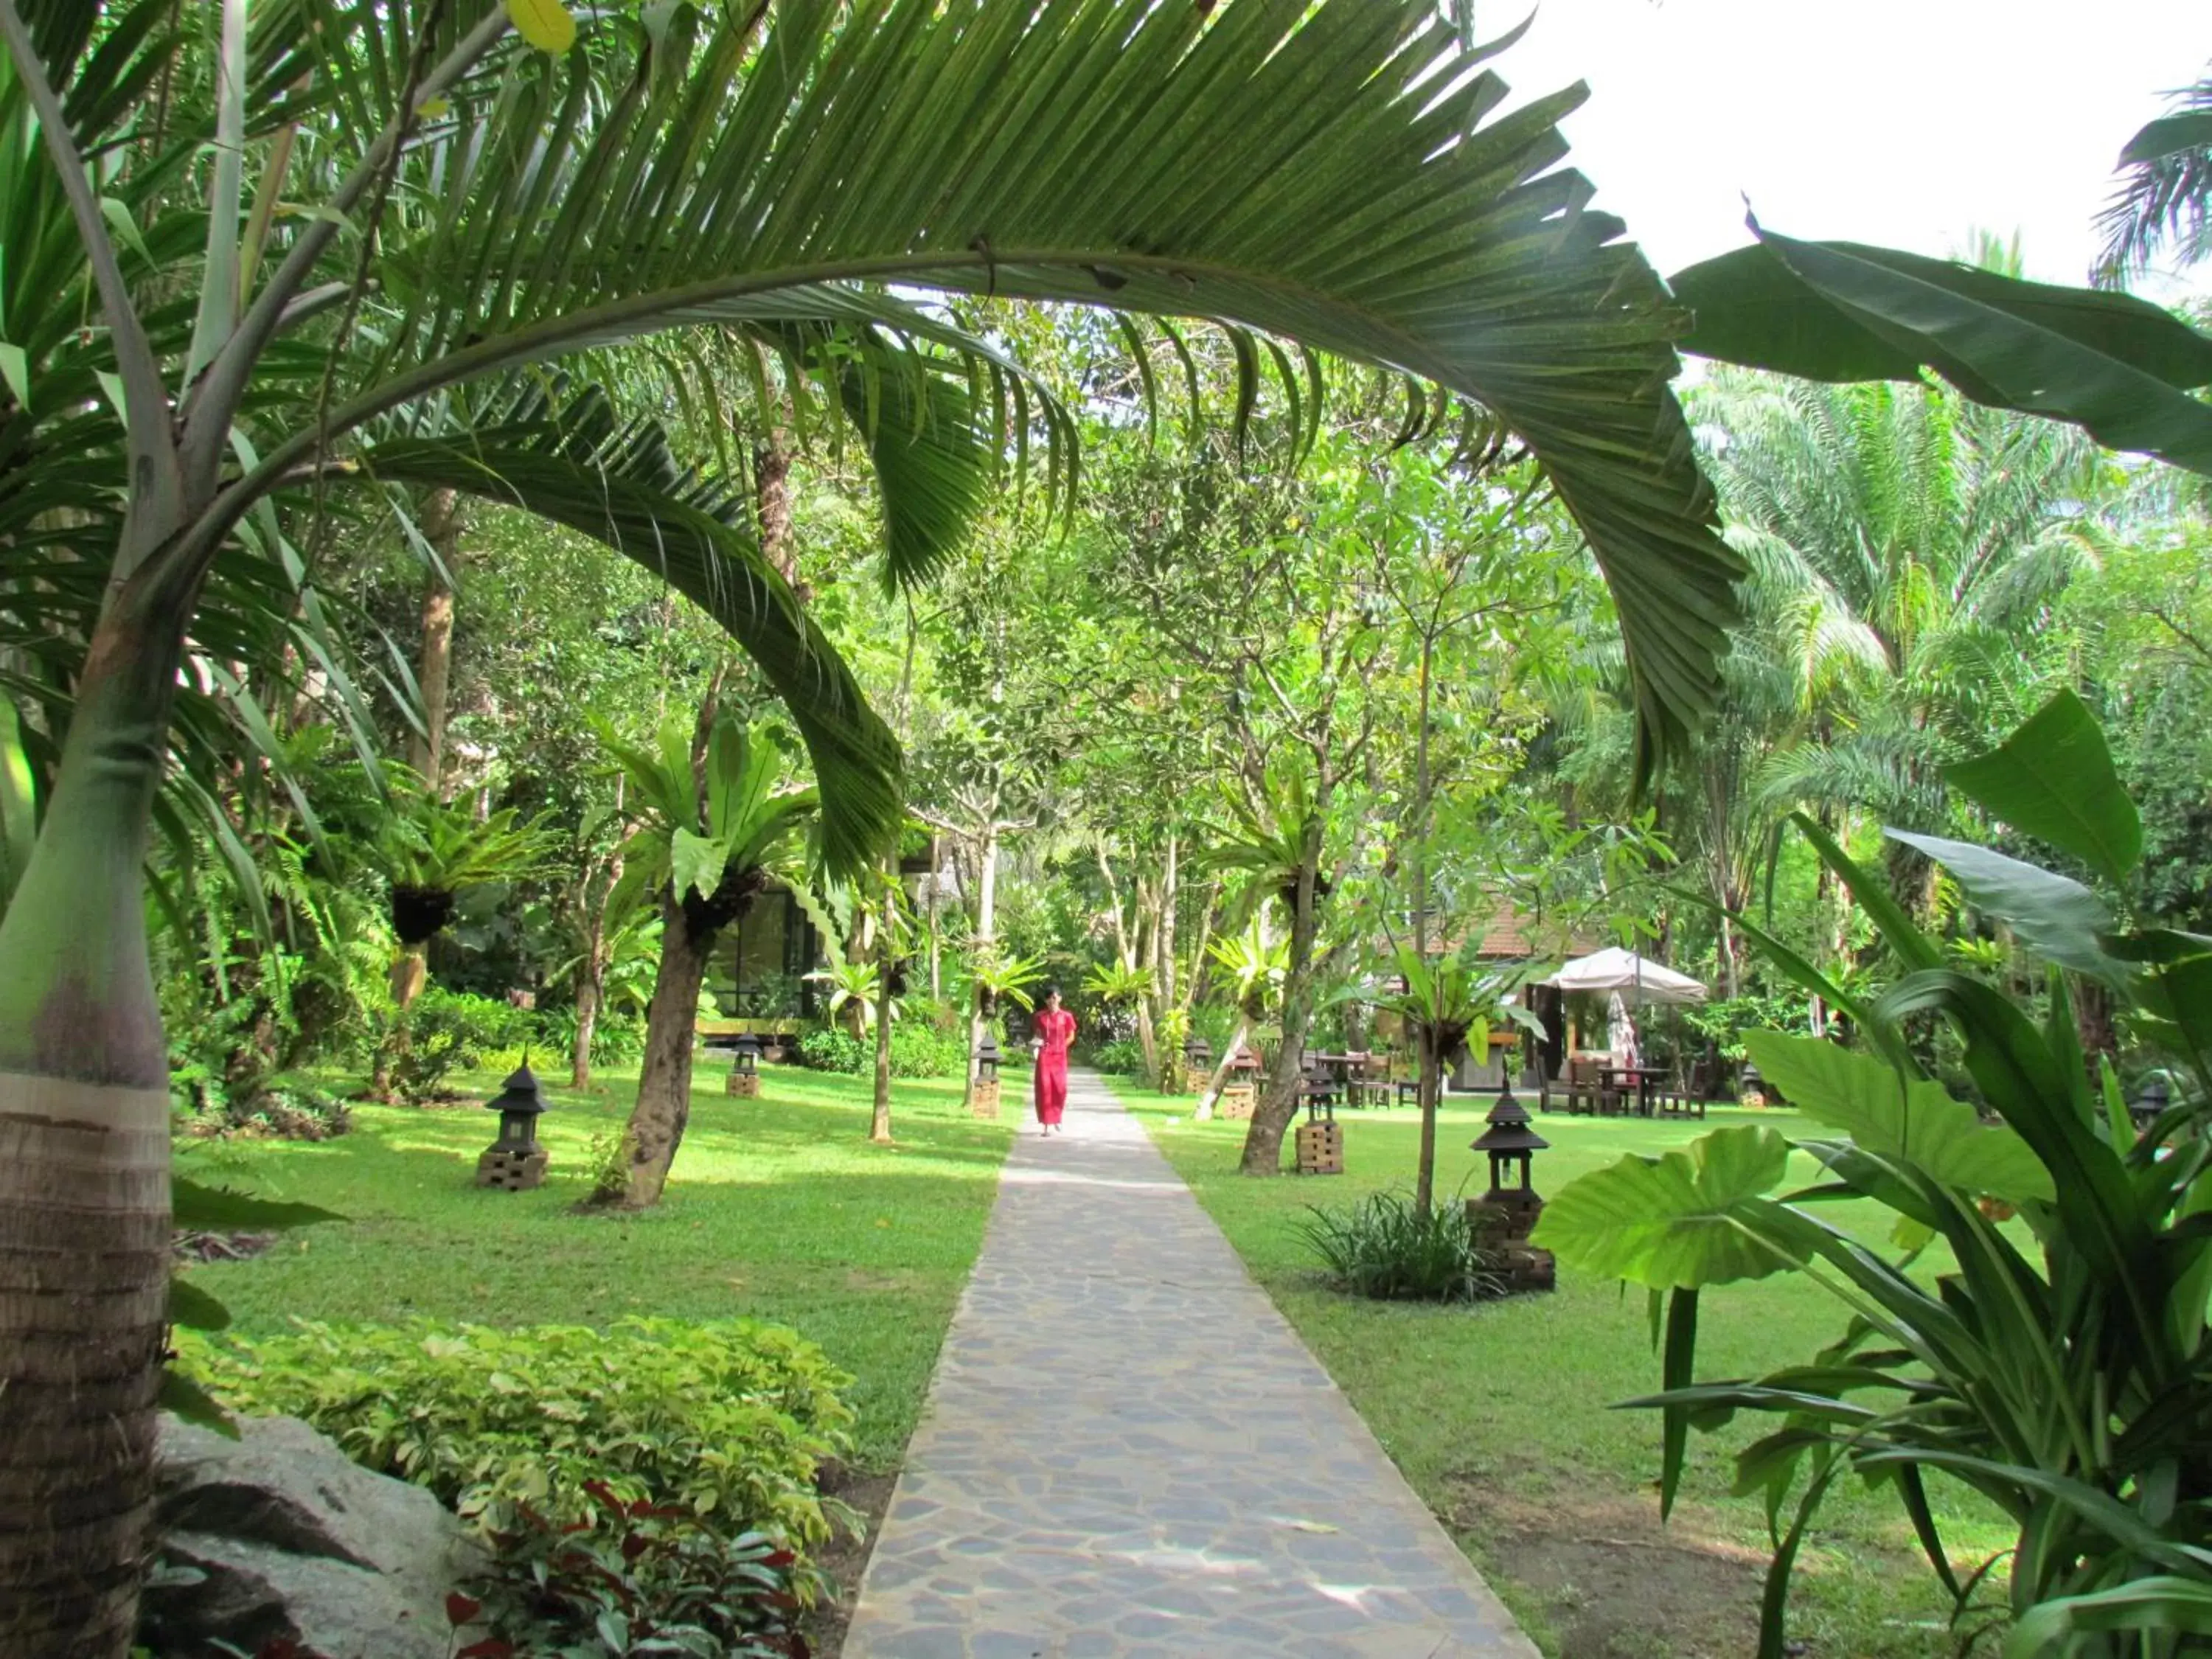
[726,1070,761,1098]
[1467,1194,1555,1293]
[1219,1080,1256,1121]
[1295,1119,1343,1175]
[476,1147,549,1191]
[970,1078,1001,1119]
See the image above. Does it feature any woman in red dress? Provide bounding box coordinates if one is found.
[1030,987,1077,1135]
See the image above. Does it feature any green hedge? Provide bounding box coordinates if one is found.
[176,1317,854,1561]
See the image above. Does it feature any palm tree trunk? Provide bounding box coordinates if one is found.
[0,597,185,1659]
[611,894,714,1208]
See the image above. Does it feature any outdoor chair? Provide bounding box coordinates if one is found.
[1659,1057,1715,1119]
[1562,1056,1604,1116]
[1351,1052,1392,1110]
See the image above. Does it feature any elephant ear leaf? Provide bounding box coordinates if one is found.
[1532,1124,1807,1288]
[1944,689,2142,888]
[1742,1032,2054,1205]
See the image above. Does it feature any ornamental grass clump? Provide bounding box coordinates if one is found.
[1294,1191,1504,1304]
[177,1317,855,1579]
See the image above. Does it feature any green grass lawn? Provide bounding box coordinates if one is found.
[1113,1082,2015,1659]
[178,1062,1016,1472]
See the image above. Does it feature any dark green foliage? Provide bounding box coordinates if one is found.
[176,1318,854,1571]
[1293,1192,1504,1304]
[393,988,540,1103]
[472,1484,805,1658]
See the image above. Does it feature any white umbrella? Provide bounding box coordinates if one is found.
[1544,947,1706,1006]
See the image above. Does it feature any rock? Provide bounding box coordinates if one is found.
[142,1413,486,1659]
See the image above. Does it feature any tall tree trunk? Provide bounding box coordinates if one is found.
[1194,1015,1252,1119]
[751,358,799,588]
[571,964,602,1091]
[0,595,184,1658]
[1413,1025,1443,1213]
[1409,630,1439,1208]
[1152,832,1179,1089]
[926,832,942,1000]
[962,823,999,1109]
[406,487,460,790]
[610,894,717,1208]
[1240,854,1322,1175]
[870,904,895,1144]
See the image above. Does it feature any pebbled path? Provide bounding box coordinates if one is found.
[841,1069,1538,1658]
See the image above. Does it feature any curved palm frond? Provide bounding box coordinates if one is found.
[204,0,1736,778]
[347,383,895,875]
[2097,71,2212,286]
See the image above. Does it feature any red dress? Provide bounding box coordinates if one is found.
[1032,1009,1076,1125]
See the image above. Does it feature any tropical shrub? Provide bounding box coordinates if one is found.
[888,1025,965,1079]
[1534,692,2212,1658]
[391,988,540,1103]
[795,1029,866,1075]
[170,1069,349,1141]
[467,1484,806,1658]
[1086,1037,1147,1076]
[794,1025,962,1078]
[176,1318,855,1571]
[538,1006,649,1069]
[1294,1192,1504,1304]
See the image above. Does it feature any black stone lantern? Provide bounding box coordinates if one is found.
[975,1032,1001,1086]
[476,1062,550,1189]
[1183,1032,1212,1073]
[1470,1087,1548,1229]
[2132,1073,2172,1135]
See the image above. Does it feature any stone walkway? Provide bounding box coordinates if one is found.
[842,1071,1537,1658]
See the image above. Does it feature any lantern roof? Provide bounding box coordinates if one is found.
[733,1031,763,1053]
[487,1062,549,1118]
[976,1032,1001,1062]
[1472,1120,1548,1155]
[1471,1090,1545,1153]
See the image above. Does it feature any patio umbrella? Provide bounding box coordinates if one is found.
[1543,947,1707,1006]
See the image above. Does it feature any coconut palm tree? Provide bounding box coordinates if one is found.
[596,714,816,1207]
[0,1,1747,1647]
[1696,370,2098,911]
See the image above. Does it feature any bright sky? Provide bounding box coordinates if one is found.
[1489,0,2210,293]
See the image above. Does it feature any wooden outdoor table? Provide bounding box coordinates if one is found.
[1603,1065,1669,1117]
